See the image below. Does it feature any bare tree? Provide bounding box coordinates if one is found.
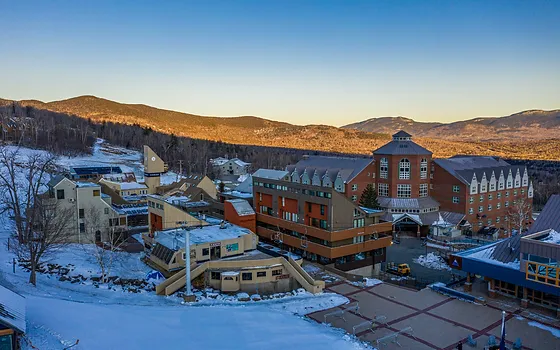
[82,207,126,283]
[505,196,533,237]
[0,145,75,285]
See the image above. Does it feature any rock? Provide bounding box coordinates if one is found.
[236,292,250,302]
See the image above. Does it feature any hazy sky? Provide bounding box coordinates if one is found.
[1,1,559,126]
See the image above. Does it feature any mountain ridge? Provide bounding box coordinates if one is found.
[2,95,560,160]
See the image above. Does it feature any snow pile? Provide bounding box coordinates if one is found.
[364,278,383,287]
[414,253,451,271]
[528,321,560,338]
[542,229,560,245]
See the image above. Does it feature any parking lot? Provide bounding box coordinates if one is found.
[307,281,560,350]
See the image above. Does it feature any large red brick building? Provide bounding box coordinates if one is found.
[432,155,534,236]
[373,131,464,235]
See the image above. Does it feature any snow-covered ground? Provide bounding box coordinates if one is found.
[0,141,371,349]
[414,253,452,271]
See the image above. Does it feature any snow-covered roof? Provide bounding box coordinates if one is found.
[211,157,229,166]
[541,229,560,245]
[233,159,250,167]
[0,284,26,333]
[76,182,100,188]
[109,181,147,190]
[113,205,148,216]
[359,206,383,215]
[462,243,521,270]
[252,169,289,180]
[155,223,252,250]
[227,199,255,216]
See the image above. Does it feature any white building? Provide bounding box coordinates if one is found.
[211,157,251,176]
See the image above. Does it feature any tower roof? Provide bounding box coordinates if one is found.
[373,130,432,156]
[392,130,412,138]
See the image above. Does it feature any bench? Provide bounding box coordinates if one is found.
[324,309,346,323]
[372,315,388,326]
[346,302,361,316]
[353,320,374,335]
[376,326,415,347]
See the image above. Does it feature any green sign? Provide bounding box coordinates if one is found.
[226,243,238,252]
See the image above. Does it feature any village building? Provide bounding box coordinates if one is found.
[46,176,127,243]
[432,155,533,237]
[219,174,254,206]
[451,194,560,316]
[252,168,393,275]
[68,165,123,181]
[0,285,25,350]
[99,178,149,198]
[211,157,251,176]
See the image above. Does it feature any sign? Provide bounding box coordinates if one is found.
[226,243,239,252]
[275,274,290,280]
[449,255,462,270]
[210,242,221,248]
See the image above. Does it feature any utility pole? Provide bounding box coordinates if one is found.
[177,221,195,302]
[177,160,183,182]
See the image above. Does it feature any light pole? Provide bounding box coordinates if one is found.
[177,221,195,302]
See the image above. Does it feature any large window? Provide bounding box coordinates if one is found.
[353,218,365,228]
[352,184,358,191]
[419,184,428,197]
[378,183,389,197]
[526,261,560,287]
[452,197,459,204]
[399,158,410,180]
[420,158,428,179]
[242,272,253,281]
[397,184,411,198]
[379,158,388,179]
[57,189,65,199]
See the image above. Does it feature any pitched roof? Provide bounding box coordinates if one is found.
[0,284,25,333]
[47,174,66,187]
[434,156,525,185]
[527,194,560,234]
[373,139,432,156]
[378,196,440,210]
[227,199,255,216]
[252,169,289,180]
[393,130,412,138]
[234,174,253,194]
[287,155,373,184]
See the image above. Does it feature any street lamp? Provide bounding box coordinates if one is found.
[177,221,195,302]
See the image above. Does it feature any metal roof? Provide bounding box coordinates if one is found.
[0,284,25,333]
[373,140,432,156]
[227,199,255,216]
[527,194,560,234]
[252,169,289,180]
[433,156,525,185]
[286,155,373,184]
[70,166,122,175]
[378,196,440,210]
[393,130,412,138]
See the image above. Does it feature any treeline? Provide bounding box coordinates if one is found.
[0,102,346,175]
[507,159,560,211]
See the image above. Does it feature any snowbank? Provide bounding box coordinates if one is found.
[414,253,451,271]
[528,321,560,339]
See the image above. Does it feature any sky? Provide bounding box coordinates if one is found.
[0,1,559,126]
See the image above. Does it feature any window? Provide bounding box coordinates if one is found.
[488,204,492,211]
[352,184,358,191]
[308,202,312,212]
[506,191,510,197]
[420,158,428,179]
[320,205,325,215]
[478,206,483,213]
[351,195,357,201]
[487,219,492,225]
[272,269,282,276]
[496,217,500,223]
[479,195,484,202]
[452,185,460,193]
[320,220,328,229]
[242,272,252,281]
[211,272,221,280]
[497,192,501,199]
[397,184,411,198]
[469,197,474,204]
[202,248,209,256]
[497,203,501,209]
[380,158,388,179]
[79,208,85,219]
[399,159,410,179]
[79,223,85,233]
[57,189,65,199]
[257,271,267,278]
[452,197,459,204]
[514,190,518,196]
[419,184,428,197]
[521,189,525,195]
[505,201,510,207]
[104,208,109,215]
[353,235,364,244]
[353,218,365,228]
[93,189,100,197]
[378,183,389,197]
[469,208,474,215]
[488,194,493,200]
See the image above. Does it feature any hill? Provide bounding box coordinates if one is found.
[2,95,559,160]
[343,110,560,141]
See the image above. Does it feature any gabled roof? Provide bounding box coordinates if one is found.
[434,156,524,185]
[234,174,253,194]
[47,174,66,187]
[0,284,25,333]
[287,155,373,184]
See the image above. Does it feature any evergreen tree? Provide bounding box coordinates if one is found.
[218,181,225,193]
[359,184,379,209]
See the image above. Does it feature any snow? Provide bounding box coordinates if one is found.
[228,199,255,216]
[466,244,521,269]
[0,141,372,350]
[541,229,560,245]
[114,181,147,190]
[0,285,25,332]
[156,224,252,249]
[237,174,249,183]
[364,278,383,287]
[414,253,451,271]
[528,321,560,338]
